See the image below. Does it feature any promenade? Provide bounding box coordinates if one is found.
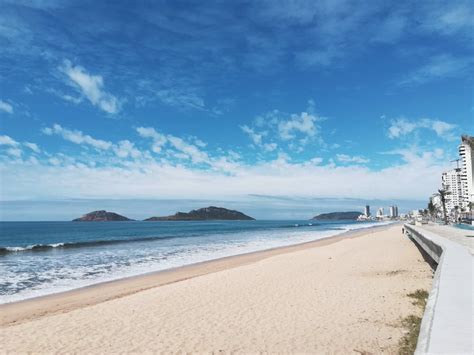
[417,223,473,254]
[404,223,473,354]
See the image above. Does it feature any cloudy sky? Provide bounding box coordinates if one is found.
[0,0,472,220]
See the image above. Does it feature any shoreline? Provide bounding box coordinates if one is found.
[0,223,395,327]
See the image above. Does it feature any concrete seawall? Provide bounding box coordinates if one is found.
[404,224,473,354]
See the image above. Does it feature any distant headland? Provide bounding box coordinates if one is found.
[311,211,362,220]
[144,206,255,221]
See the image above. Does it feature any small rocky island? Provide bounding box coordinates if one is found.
[312,211,362,220]
[144,206,255,221]
[72,210,133,222]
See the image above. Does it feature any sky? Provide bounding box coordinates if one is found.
[0,0,473,220]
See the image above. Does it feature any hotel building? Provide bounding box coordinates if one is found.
[389,206,398,218]
[459,135,474,207]
[442,168,466,212]
[364,205,370,217]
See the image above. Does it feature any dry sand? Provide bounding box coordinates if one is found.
[0,225,433,353]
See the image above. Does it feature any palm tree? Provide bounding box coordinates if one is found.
[427,198,438,221]
[454,205,460,223]
[434,188,451,225]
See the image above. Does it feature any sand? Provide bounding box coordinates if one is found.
[0,225,433,353]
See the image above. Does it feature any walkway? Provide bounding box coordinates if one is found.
[418,223,474,255]
[404,224,473,354]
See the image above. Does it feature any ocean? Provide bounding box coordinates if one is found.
[0,220,391,304]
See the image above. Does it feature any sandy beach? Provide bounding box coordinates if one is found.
[0,224,433,353]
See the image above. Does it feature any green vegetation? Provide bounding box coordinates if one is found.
[427,198,439,221]
[398,315,423,355]
[407,289,429,308]
[434,189,451,225]
[398,289,429,355]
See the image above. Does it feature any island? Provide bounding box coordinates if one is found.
[144,206,255,221]
[311,211,362,220]
[72,210,133,222]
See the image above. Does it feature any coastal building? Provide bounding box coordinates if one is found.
[389,206,398,218]
[364,205,370,217]
[459,135,474,208]
[442,168,466,212]
[376,207,384,218]
[431,195,442,218]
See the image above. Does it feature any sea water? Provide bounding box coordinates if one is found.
[0,220,391,304]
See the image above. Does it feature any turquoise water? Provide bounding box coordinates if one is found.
[0,220,390,304]
[455,223,474,231]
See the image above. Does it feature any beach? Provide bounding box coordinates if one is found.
[0,224,433,353]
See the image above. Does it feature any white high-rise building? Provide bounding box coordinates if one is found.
[364,205,370,217]
[442,168,466,212]
[377,207,384,218]
[459,135,474,209]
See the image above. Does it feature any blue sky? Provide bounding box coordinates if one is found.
[0,0,472,220]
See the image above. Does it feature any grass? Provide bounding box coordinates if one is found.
[398,315,423,355]
[398,289,429,355]
[407,289,429,308]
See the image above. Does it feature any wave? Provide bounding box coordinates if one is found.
[278,223,321,228]
[0,221,374,255]
[0,235,184,254]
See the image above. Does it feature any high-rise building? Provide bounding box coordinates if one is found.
[459,135,474,208]
[389,205,398,218]
[442,168,466,212]
[364,205,370,217]
[377,207,384,218]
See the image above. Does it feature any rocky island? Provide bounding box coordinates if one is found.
[312,211,362,220]
[144,206,255,221]
[72,210,133,222]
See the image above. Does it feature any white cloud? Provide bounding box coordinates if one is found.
[0,135,18,146]
[6,147,22,157]
[43,124,112,150]
[399,54,471,86]
[60,60,121,114]
[136,126,167,153]
[278,112,320,140]
[263,143,277,152]
[113,140,141,159]
[23,142,40,153]
[336,154,370,164]
[387,117,457,140]
[0,100,13,114]
[241,125,265,145]
[61,94,82,104]
[308,157,323,165]
[155,89,205,111]
[0,146,449,202]
[194,139,207,148]
[48,157,61,166]
[167,135,209,164]
[426,119,457,138]
[137,126,210,163]
[418,1,474,36]
[242,101,324,152]
[387,118,418,138]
